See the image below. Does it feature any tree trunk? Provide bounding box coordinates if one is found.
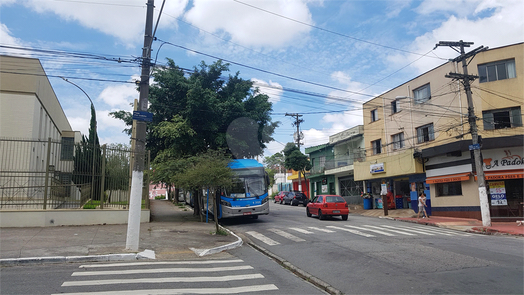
[173,187,180,205]
[211,187,219,233]
[166,185,171,201]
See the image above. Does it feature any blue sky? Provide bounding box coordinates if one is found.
[1,0,522,157]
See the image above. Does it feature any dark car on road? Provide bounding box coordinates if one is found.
[306,194,349,220]
[283,191,309,206]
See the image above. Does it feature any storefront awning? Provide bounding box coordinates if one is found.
[426,172,471,184]
[476,169,524,181]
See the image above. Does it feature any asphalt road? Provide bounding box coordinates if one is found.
[1,245,324,295]
[221,201,524,294]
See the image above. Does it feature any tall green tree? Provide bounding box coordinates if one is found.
[176,150,234,231]
[110,59,279,161]
[73,105,103,201]
[283,143,311,192]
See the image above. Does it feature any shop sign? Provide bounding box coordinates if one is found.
[482,148,523,171]
[380,183,388,195]
[370,163,385,174]
[488,181,507,206]
[322,184,328,193]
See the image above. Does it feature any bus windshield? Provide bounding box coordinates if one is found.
[228,177,266,199]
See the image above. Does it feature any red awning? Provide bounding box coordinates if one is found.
[426,172,471,184]
[477,169,524,180]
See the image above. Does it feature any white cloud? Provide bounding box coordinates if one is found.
[0,23,25,53]
[390,0,524,75]
[326,71,369,104]
[252,78,283,103]
[98,82,138,109]
[184,0,313,48]
[14,0,188,47]
[302,109,363,148]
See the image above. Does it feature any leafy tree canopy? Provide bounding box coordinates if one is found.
[283,142,311,176]
[110,59,279,161]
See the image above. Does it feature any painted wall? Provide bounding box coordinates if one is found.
[354,148,424,181]
[0,210,150,227]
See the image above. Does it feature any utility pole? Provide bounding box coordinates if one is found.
[435,40,491,227]
[126,0,154,251]
[285,113,304,192]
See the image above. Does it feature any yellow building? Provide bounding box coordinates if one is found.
[355,43,523,219]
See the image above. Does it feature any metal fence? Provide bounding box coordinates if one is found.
[0,137,149,210]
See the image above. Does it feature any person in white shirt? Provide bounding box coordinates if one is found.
[417,192,429,219]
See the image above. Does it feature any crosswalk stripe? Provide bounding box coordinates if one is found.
[344,225,396,236]
[268,229,305,242]
[246,231,280,245]
[363,225,416,236]
[326,226,375,237]
[409,225,473,236]
[79,259,244,268]
[72,266,253,276]
[308,227,335,233]
[381,225,435,235]
[53,284,279,295]
[289,227,314,234]
[394,225,455,236]
[62,274,265,287]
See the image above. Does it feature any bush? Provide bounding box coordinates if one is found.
[155,195,166,200]
[269,192,278,199]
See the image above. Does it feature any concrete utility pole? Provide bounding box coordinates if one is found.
[126,0,155,251]
[285,113,304,192]
[435,40,491,227]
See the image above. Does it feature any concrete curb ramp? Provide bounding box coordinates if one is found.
[0,226,244,266]
[190,225,243,257]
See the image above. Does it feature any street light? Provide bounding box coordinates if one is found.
[60,77,100,206]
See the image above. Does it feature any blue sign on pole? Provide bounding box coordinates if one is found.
[132,111,153,122]
[469,143,480,150]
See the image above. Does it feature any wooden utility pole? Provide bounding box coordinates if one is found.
[126,0,154,251]
[435,40,491,227]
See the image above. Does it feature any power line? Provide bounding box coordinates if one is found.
[233,0,446,60]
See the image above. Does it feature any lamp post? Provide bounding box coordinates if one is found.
[61,77,99,206]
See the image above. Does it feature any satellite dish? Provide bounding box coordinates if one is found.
[293,131,304,142]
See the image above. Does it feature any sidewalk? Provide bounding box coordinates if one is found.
[0,200,240,265]
[1,201,522,266]
[350,206,524,237]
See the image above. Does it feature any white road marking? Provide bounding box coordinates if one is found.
[308,227,336,233]
[53,284,279,295]
[79,259,244,268]
[326,226,375,237]
[62,274,264,287]
[344,225,396,236]
[289,227,314,234]
[246,231,280,246]
[381,225,435,235]
[72,265,253,276]
[268,228,305,242]
[363,225,416,236]
[408,225,474,236]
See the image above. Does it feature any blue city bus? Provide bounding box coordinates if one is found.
[203,159,270,220]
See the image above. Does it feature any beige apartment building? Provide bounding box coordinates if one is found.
[354,43,523,220]
[0,55,80,209]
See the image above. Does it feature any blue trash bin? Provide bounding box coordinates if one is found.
[363,198,372,210]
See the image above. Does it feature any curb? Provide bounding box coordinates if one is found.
[247,241,342,295]
[0,250,155,266]
[190,225,243,257]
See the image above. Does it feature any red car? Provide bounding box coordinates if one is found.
[306,195,349,220]
[274,191,289,204]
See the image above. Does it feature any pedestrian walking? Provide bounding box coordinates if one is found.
[417,192,429,219]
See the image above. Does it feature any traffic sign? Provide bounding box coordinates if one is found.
[469,143,480,150]
[132,111,153,122]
